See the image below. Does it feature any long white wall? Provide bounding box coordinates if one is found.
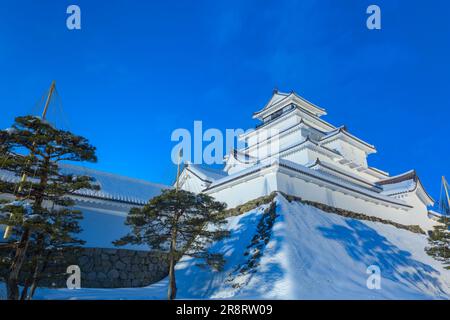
[275,170,436,231]
[205,167,437,232]
[206,170,278,209]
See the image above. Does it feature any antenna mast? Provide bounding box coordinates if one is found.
[442,176,450,214]
[3,81,56,239]
[41,80,56,119]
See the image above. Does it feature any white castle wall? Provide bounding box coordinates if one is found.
[206,170,278,209]
[322,139,368,167]
[276,171,436,231]
[182,91,438,233]
[179,172,208,193]
[245,115,300,148]
[206,166,436,232]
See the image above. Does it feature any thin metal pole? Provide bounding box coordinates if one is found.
[3,81,56,239]
[175,151,181,193]
[443,176,450,211]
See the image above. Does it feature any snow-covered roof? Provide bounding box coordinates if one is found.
[253,90,327,120]
[308,158,382,192]
[380,179,417,195]
[183,163,227,183]
[377,170,417,186]
[320,126,376,153]
[261,90,290,108]
[367,166,389,177]
[278,159,411,208]
[205,158,411,209]
[242,104,335,142]
[207,160,271,190]
[0,164,169,205]
[427,209,448,221]
[378,170,434,206]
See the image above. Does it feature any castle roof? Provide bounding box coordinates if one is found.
[320,126,376,154]
[182,163,227,184]
[204,158,412,209]
[253,90,327,120]
[0,164,169,206]
[378,170,434,206]
[377,170,418,185]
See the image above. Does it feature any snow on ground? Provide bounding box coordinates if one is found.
[0,281,6,300]
[3,195,450,300]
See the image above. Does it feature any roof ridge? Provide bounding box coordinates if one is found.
[321,126,375,150]
[60,163,169,188]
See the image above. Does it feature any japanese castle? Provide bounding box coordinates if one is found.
[178,90,437,231]
[0,89,439,246]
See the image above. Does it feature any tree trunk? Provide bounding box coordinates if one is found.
[27,257,46,300]
[7,157,50,300]
[28,239,49,300]
[20,279,30,300]
[167,254,177,300]
[7,227,31,300]
[167,227,177,300]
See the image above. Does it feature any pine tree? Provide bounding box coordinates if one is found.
[114,189,229,300]
[0,115,98,300]
[427,216,450,269]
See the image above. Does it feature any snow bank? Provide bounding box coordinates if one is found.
[0,282,6,300]
[30,196,450,299]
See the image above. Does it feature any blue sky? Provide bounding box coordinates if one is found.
[0,0,449,199]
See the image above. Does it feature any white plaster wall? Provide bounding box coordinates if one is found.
[204,168,436,232]
[283,149,315,166]
[180,161,435,232]
[246,115,300,148]
[247,129,304,160]
[302,148,379,185]
[323,140,368,168]
[387,192,436,231]
[275,171,436,232]
[207,172,278,208]
[227,162,254,175]
[180,174,208,194]
[300,126,323,142]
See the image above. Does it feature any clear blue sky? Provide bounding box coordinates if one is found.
[0,0,449,200]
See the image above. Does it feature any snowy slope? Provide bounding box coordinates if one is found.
[18,195,450,299]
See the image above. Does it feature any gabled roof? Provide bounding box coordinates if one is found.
[253,90,327,120]
[183,163,227,184]
[378,170,434,206]
[254,89,289,114]
[377,170,417,186]
[320,126,376,154]
[308,158,382,192]
[242,104,335,141]
[260,90,290,109]
[367,166,389,178]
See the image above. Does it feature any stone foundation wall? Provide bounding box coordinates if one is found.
[0,247,169,289]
